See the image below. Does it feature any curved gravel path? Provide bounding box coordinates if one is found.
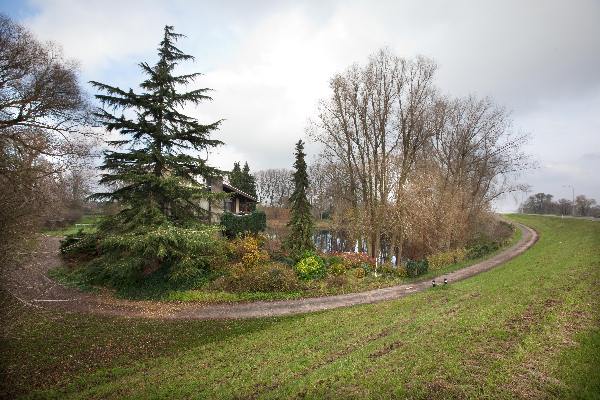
[2,223,537,320]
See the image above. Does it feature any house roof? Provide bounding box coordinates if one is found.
[222,182,258,202]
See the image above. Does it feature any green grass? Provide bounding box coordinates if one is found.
[42,215,103,237]
[50,224,521,304]
[2,215,598,399]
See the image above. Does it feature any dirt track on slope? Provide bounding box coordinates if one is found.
[1,223,537,320]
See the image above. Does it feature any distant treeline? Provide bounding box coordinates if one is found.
[520,193,599,217]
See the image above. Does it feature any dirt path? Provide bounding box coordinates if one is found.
[2,223,537,320]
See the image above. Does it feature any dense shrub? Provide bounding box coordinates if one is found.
[427,248,467,271]
[395,266,409,278]
[229,235,269,268]
[269,251,295,267]
[328,263,346,276]
[81,224,228,286]
[212,263,300,292]
[60,229,98,257]
[323,254,344,267]
[378,263,407,278]
[405,259,429,277]
[325,274,348,288]
[294,253,326,280]
[354,268,366,279]
[221,211,267,238]
[467,241,500,259]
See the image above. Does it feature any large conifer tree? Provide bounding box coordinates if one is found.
[241,162,257,199]
[229,162,243,189]
[284,140,314,256]
[230,161,257,199]
[91,26,223,226]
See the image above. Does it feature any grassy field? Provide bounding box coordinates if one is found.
[1,215,599,399]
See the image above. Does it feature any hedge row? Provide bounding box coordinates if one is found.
[220,211,267,238]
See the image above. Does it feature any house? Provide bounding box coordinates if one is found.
[202,177,257,222]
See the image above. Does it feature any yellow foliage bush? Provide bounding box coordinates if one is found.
[355,268,366,279]
[231,235,269,269]
[395,266,409,278]
[329,263,346,276]
[426,248,467,271]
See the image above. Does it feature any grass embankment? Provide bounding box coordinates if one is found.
[1,215,598,399]
[49,219,520,303]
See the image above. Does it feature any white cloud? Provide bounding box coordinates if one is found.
[12,0,600,206]
[24,0,175,73]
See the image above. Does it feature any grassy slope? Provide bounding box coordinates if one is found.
[1,215,598,399]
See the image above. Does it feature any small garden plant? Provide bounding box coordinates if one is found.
[294,252,326,280]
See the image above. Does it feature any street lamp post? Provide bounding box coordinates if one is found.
[563,185,575,216]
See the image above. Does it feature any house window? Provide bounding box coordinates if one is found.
[224,198,235,213]
[239,200,251,213]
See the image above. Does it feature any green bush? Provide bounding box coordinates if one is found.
[378,263,404,277]
[60,229,98,257]
[323,255,344,267]
[396,265,409,278]
[212,263,300,292]
[221,211,267,238]
[269,250,295,267]
[294,253,326,280]
[82,224,228,287]
[405,259,429,277]
[229,235,269,267]
[467,241,500,259]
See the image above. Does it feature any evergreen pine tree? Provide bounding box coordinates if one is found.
[241,162,258,199]
[284,140,314,257]
[90,25,223,226]
[77,26,228,285]
[229,161,243,189]
[229,161,257,199]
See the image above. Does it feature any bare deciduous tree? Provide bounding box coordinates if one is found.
[254,168,293,207]
[556,198,573,216]
[432,96,530,219]
[309,48,531,262]
[309,49,440,259]
[0,14,95,265]
[575,195,596,217]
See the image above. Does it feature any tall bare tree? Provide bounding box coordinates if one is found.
[254,168,293,207]
[575,195,596,217]
[432,96,530,218]
[309,49,439,259]
[310,48,530,262]
[0,14,94,264]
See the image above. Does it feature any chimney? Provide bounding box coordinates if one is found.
[208,176,223,193]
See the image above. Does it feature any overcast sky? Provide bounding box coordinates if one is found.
[2,0,599,211]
